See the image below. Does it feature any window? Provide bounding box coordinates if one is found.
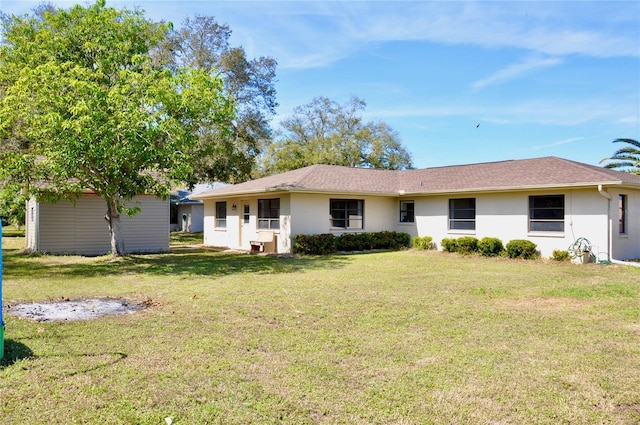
[215,201,227,228]
[529,195,564,232]
[330,199,364,229]
[258,198,280,229]
[400,200,415,223]
[619,194,627,234]
[243,204,250,225]
[449,198,476,230]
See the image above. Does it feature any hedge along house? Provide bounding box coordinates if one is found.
[191,156,640,260]
[26,192,170,256]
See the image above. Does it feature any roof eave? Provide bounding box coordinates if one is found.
[192,179,640,200]
[401,181,632,195]
[192,186,400,199]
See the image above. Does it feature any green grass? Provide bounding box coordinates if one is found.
[1,232,639,424]
[170,231,204,248]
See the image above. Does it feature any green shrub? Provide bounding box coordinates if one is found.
[393,232,412,249]
[412,236,435,250]
[505,239,538,259]
[552,249,571,262]
[336,233,373,251]
[294,231,411,255]
[293,233,336,255]
[456,236,479,254]
[478,237,504,257]
[441,238,458,253]
[371,231,411,250]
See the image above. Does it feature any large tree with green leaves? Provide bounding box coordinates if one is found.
[154,15,278,184]
[600,138,640,175]
[260,96,413,175]
[0,1,235,256]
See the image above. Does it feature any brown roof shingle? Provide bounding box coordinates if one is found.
[192,156,640,199]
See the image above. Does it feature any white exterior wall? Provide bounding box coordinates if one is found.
[609,188,640,260]
[203,194,292,253]
[27,194,169,255]
[412,189,612,259]
[177,204,204,232]
[289,193,396,237]
[25,198,39,251]
[202,193,397,253]
[200,187,640,259]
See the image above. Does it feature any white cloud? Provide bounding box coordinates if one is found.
[3,1,638,69]
[472,56,564,90]
[532,137,585,150]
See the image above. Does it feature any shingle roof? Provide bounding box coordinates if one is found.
[191,156,640,199]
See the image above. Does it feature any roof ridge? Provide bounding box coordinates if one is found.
[287,164,325,188]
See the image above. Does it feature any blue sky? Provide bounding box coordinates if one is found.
[2,1,638,169]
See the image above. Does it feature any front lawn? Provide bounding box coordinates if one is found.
[1,237,639,424]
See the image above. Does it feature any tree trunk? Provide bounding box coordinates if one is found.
[105,197,125,257]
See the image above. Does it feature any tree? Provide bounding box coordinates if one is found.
[155,15,278,184]
[0,181,27,228]
[260,96,413,174]
[600,138,640,175]
[0,1,235,256]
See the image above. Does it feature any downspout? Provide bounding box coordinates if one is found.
[597,185,612,262]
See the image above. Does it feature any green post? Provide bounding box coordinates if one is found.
[1,220,4,360]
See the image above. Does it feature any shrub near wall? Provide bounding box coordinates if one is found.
[478,237,504,257]
[412,236,435,250]
[455,236,479,254]
[441,238,458,253]
[292,233,336,255]
[505,239,538,259]
[293,231,411,255]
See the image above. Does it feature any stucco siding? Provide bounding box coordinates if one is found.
[202,194,291,253]
[30,195,169,255]
[177,204,204,232]
[289,193,396,236]
[610,188,640,260]
[412,190,611,258]
[200,187,639,259]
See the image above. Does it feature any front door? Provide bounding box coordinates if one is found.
[239,201,252,249]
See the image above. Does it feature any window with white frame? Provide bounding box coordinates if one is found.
[449,198,476,230]
[215,201,227,228]
[529,195,564,232]
[330,199,364,229]
[619,194,627,235]
[243,204,250,225]
[399,200,415,223]
[258,198,280,230]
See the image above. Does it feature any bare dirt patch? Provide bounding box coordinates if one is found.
[6,297,150,322]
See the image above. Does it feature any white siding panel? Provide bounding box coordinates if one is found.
[26,198,38,251]
[121,196,169,254]
[32,195,168,255]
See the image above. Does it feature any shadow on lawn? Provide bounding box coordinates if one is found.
[1,339,34,367]
[3,251,352,279]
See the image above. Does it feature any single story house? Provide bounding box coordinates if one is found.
[26,192,169,255]
[170,183,228,232]
[190,156,640,261]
